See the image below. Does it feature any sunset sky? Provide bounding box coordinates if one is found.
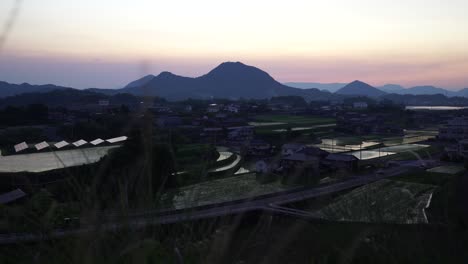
[1,0,468,89]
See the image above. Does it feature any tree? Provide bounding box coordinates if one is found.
[94,126,177,209]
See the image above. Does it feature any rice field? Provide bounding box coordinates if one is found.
[427,165,465,175]
[315,180,436,224]
[272,124,336,133]
[379,144,429,153]
[253,115,336,125]
[209,154,241,173]
[248,122,287,127]
[162,173,290,210]
[252,115,336,135]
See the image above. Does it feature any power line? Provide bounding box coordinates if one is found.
[0,0,23,53]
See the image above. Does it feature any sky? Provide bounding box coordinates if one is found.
[1,0,468,89]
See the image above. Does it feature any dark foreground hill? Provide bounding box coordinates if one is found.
[0,89,139,108]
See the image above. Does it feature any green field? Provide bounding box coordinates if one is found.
[253,115,335,124]
[393,167,460,186]
[175,144,218,169]
[252,115,336,134]
[427,165,465,175]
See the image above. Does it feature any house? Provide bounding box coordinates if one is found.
[256,160,273,174]
[48,111,68,122]
[207,104,222,113]
[255,158,282,174]
[336,112,403,136]
[439,117,468,141]
[373,124,404,136]
[225,104,240,113]
[281,153,320,170]
[247,139,272,156]
[280,146,328,171]
[353,102,368,109]
[444,139,468,160]
[200,127,224,143]
[324,153,359,172]
[222,117,248,127]
[185,105,192,112]
[227,126,254,143]
[279,146,331,184]
[150,105,172,113]
[156,116,183,128]
[281,143,306,156]
[98,99,110,107]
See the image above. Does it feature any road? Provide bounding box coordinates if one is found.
[0,165,409,244]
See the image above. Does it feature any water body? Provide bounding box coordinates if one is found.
[406,106,468,111]
[379,144,429,153]
[0,146,119,173]
[348,150,396,160]
[209,154,241,173]
[217,151,233,162]
[316,139,379,153]
[273,124,336,132]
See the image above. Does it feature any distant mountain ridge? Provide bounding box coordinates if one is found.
[119,62,337,101]
[393,85,453,96]
[124,74,155,89]
[0,81,70,98]
[378,84,405,93]
[284,82,346,93]
[287,81,467,97]
[1,61,468,101]
[336,80,387,97]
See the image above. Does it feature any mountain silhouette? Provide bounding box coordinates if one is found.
[378,84,405,93]
[335,80,386,97]
[120,62,335,100]
[400,85,453,96]
[124,74,155,89]
[0,81,69,98]
[285,82,347,93]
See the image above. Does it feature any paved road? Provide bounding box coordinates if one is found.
[0,166,409,244]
